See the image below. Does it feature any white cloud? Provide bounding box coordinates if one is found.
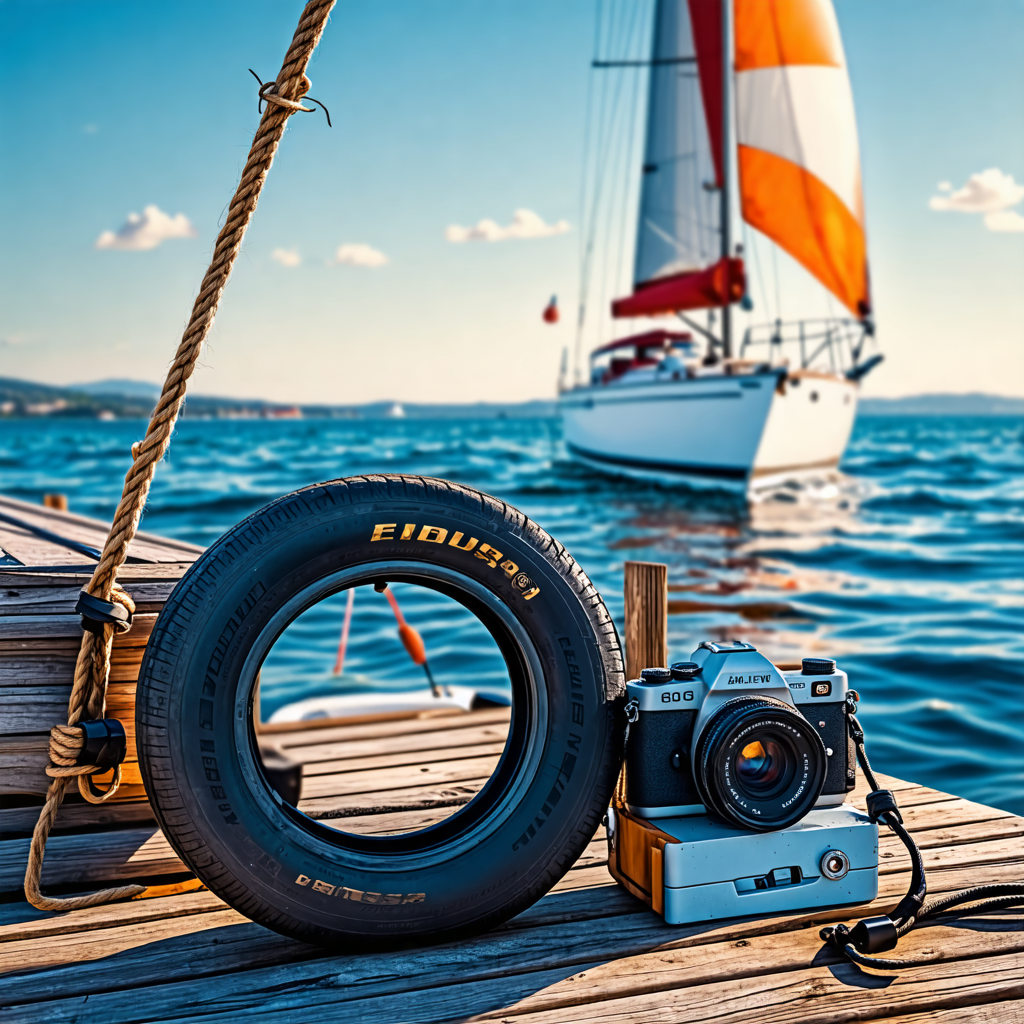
[929,168,1024,214]
[271,247,302,267]
[1,332,29,347]
[983,209,1024,233]
[95,205,197,251]
[936,181,952,192]
[445,208,570,243]
[330,243,388,267]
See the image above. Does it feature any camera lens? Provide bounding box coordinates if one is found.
[735,739,786,790]
[693,696,826,832]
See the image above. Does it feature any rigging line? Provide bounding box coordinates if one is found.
[574,0,605,385]
[577,0,616,353]
[750,225,771,326]
[592,56,697,67]
[606,1,647,344]
[612,6,649,331]
[594,0,625,349]
[596,0,645,347]
[825,289,838,324]
[771,240,783,322]
[578,0,628,354]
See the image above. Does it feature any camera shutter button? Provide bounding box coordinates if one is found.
[640,667,673,685]
[670,662,700,680]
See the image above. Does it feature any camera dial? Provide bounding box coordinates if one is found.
[692,695,827,832]
[639,667,674,685]
[802,657,837,675]
[671,662,700,680]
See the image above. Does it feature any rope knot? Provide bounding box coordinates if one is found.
[46,719,127,802]
[77,584,136,636]
[249,69,331,126]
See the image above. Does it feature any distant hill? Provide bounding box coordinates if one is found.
[859,394,1024,416]
[0,377,558,420]
[73,379,162,401]
[2,377,1019,421]
[0,378,152,419]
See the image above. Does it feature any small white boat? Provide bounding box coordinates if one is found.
[267,683,509,725]
[561,0,882,493]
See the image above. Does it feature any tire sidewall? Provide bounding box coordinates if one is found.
[138,480,620,940]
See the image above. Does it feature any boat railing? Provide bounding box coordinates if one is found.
[739,318,872,374]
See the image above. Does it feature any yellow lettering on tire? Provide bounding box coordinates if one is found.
[474,543,502,569]
[448,531,478,552]
[418,525,448,543]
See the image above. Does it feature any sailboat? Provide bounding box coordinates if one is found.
[560,0,883,492]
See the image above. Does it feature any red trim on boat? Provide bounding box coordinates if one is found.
[611,257,746,318]
[591,329,693,357]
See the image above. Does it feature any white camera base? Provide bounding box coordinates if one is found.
[654,804,878,925]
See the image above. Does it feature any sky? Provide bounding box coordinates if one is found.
[1,0,1022,403]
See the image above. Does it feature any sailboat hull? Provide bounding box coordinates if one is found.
[560,370,857,492]
[560,371,779,491]
[751,372,859,490]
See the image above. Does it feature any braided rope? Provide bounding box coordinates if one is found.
[24,0,336,913]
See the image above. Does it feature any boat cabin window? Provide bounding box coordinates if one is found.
[588,333,696,385]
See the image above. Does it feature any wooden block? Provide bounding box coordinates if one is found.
[624,561,668,679]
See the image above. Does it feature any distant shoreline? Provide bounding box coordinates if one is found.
[2,377,1022,420]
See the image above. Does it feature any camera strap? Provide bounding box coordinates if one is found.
[820,697,1024,968]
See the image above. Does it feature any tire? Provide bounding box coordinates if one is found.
[136,475,625,946]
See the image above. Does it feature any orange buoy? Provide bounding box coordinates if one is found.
[542,295,559,324]
[397,622,426,666]
[383,585,441,696]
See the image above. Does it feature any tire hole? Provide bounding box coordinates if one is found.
[253,580,513,838]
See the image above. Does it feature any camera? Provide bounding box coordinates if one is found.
[625,641,856,829]
[608,642,878,925]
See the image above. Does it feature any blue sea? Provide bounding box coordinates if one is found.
[2,413,1022,814]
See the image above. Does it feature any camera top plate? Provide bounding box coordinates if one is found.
[626,642,848,717]
[627,642,791,716]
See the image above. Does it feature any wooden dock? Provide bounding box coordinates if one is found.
[2,499,1023,1022]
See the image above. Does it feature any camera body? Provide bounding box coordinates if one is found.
[625,642,856,830]
[609,642,876,925]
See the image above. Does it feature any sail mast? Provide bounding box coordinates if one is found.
[720,0,733,359]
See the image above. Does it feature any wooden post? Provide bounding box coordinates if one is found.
[624,561,668,680]
[42,494,68,511]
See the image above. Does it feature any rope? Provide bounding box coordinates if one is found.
[24,0,337,913]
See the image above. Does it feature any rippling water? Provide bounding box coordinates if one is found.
[2,413,1021,813]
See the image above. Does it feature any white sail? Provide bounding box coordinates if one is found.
[634,0,721,287]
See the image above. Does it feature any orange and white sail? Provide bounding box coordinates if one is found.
[734,0,870,318]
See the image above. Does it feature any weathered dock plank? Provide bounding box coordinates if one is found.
[1,508,1019,1023]
[1,746,1020,1023]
